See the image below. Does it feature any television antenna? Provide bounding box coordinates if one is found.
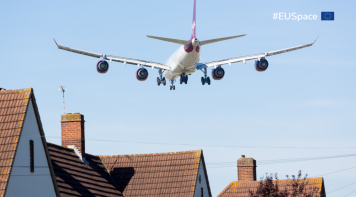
[59,86,66,114]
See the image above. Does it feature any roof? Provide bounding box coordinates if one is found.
[47,143,123,197]
[0,88,31,196]
[0,89,32,196]
[0,88,59,197]
[99,149,212,197]
[217,177,326,197]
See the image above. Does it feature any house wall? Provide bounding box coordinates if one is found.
[5,100,56,197]
[194,160,210,197]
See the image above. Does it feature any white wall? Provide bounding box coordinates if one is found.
[5,99,56,197]
[194,159,210,197]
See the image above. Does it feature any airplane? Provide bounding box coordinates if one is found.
[54,0,316,90]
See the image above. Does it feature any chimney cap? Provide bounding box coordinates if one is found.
[61,113,84,122]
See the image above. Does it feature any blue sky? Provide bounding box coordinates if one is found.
[1,0,355,196]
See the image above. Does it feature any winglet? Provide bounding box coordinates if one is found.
[53,38,59,47]
[314,36,319,43]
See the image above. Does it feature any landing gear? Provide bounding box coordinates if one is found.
[157,69,166,86]
[200,68,210,85]
[170,79,176,90]
[157,77,166,86]
[180,74,188,84]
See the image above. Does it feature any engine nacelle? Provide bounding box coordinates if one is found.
[136,68,149,81]
[255,59,269,72]
[96,60,109,74]
[212,67,225,80]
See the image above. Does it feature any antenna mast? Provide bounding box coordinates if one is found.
[59,86,66,114]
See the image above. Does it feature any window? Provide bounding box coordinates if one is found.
[201,187,203,197]
[30,140,34,173]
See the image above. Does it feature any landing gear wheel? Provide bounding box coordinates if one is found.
[207,77,211,85]
[173,86,175,90]
[185,75,188,84]
[180,77,183,84]
[170,86,172,90]
[201,77,205,85]
[163,80,166,86]
[157,77,161,86]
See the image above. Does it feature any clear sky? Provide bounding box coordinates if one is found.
[1,0,356,196]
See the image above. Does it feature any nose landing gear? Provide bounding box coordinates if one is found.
[170,79,176,90]
[200,68,210,85]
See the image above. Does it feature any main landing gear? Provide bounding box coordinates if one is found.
[170,79,176,90]
[157,69,166,86]
[200,68,210,85]
[180,74,188,84]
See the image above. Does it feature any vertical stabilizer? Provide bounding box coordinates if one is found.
[191,0,196,39]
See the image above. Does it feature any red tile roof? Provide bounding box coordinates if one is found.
[0,88,32,196]
[99,149,212,197]
[0,88,60,196]
[217,177,326,197]
[47,143,123,197]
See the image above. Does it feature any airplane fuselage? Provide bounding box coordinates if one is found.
[163,38,201,80]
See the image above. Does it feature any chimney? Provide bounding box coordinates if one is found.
[61,113,85,159]
[237,155,256,181]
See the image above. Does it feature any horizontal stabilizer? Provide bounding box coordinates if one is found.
[147,35,191,45]
[199,34,246,46]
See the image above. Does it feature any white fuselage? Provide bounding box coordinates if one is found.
[163,38,201,80]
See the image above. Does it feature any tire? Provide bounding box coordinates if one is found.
[163,80,166,86]
[170,86,172,90]
[157,77,161,86]
[201,77,204,83]
[173,86,175,90]
[180,78,183,84]
[207,77,211,85]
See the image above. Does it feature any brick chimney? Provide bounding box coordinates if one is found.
[237,155,256,181]
[61,113,85,159]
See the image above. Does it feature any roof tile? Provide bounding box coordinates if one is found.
[47,143,123,197]
[0,88,32,197]
[99,150,203,197]
[217,178,326,197]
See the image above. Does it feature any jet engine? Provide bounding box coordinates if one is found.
[255,59,269,72]
[96,60,109,74]
[136,68,149,81]
[212,67,225,80]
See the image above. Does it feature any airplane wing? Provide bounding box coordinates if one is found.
[54,39,171,71]
[198,42,314,69]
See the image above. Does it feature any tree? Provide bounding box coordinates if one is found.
[249,170,321,197]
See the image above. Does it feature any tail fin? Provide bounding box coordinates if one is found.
[191,0,196,39]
